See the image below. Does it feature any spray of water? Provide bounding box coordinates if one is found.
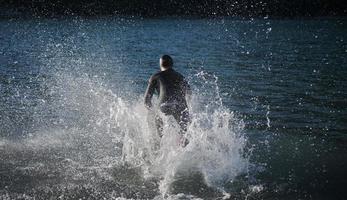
[1,57,249,199]
[118,70,250,197]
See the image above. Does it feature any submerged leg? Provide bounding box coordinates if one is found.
[173,109,191,147]
[175,109,190,133]
[155,114,164,138]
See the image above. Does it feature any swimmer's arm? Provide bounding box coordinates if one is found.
[144,76,156,109]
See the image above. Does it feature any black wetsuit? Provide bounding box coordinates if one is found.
[144,68,191,136]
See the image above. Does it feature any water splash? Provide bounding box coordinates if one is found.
[1,65,249,198]
[119,70,249,197]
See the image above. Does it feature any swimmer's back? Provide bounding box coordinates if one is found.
[149,68,189,108]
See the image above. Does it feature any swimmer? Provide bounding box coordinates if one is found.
[144,55,191,146]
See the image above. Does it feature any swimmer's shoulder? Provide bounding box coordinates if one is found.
[172,69,185,80]
[148,71,162,83]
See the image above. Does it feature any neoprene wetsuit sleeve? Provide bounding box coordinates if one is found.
[144,76,156,109]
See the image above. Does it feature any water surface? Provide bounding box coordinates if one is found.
[0,17,346,199]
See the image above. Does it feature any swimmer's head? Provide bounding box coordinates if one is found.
[160,55,173,71]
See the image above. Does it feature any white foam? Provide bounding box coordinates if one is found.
[2,69,249,198]
[118,70,249,196]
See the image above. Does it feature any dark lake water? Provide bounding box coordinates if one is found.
[0,17,346,199]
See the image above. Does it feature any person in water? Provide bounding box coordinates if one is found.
[144,55,191,144]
